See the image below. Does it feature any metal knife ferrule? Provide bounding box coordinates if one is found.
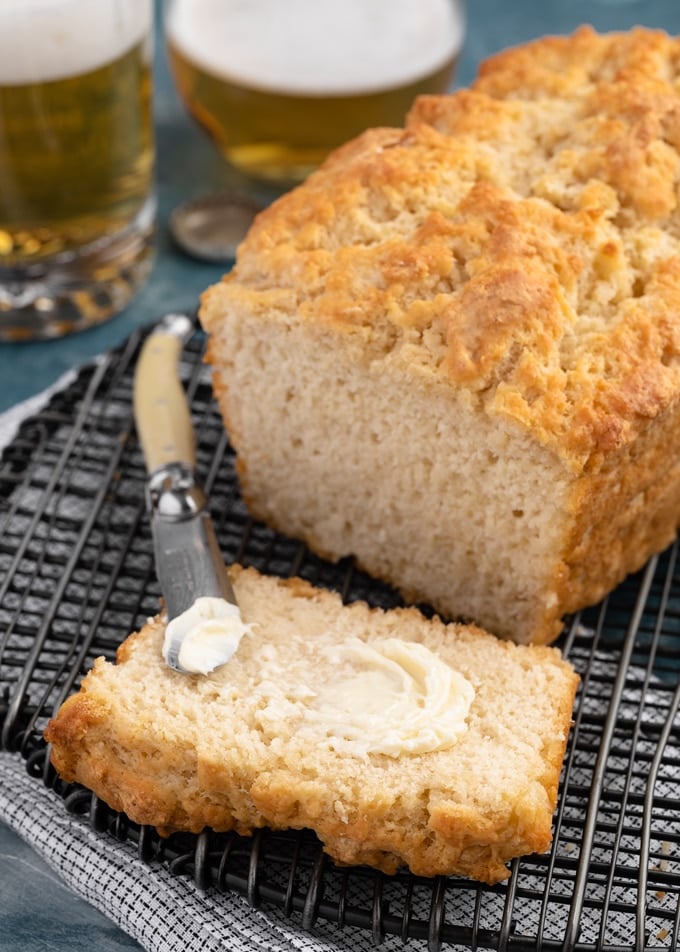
[146,462,207,523]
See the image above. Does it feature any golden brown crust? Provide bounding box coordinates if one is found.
[202,25,680,473]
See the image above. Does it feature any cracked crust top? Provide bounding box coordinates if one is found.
[202,26,680,472]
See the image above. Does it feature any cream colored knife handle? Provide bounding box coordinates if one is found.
[133,314,196,473]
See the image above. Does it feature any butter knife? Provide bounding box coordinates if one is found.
[133,313,238,673]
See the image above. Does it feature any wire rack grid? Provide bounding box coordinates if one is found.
[1,321,679,952]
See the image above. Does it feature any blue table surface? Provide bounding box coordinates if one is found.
[3,1,680,950]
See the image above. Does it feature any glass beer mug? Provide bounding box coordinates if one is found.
[0,0,155,341]
[165,0,465,188]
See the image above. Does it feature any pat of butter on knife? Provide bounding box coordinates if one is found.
[163,596,254,675]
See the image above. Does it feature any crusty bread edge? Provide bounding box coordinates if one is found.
[45,568,579,884]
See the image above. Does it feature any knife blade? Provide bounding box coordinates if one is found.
[133,313,238,673]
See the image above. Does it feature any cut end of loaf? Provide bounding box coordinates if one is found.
[203,314,575,645]
[45,566,579,884]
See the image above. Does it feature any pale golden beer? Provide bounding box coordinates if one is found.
[166,0,464,186]
[0,0,155,340]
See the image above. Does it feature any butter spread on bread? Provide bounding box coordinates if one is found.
[271,636,475,758]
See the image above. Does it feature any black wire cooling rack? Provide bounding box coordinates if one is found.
[1,319,680,952]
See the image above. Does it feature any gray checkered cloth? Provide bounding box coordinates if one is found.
[0,751,416,951]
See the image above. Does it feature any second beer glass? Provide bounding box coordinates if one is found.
[165,0,464,187]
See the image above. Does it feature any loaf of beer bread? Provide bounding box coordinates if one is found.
[200,26,680,644]
[45,567,579,884]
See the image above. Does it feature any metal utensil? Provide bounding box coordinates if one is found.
[133,313,237,673]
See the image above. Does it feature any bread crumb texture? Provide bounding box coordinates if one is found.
[45,568,579,884]
[200,27,680,643]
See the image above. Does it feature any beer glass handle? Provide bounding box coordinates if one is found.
[133,314,196,473]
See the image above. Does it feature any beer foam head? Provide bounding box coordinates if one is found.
[167,0,464,96]
[0,0,151,84]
